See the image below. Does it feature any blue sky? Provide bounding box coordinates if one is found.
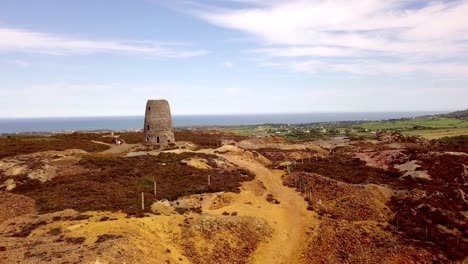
[0,0,467,117]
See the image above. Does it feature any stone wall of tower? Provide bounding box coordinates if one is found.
[143,99,175,145]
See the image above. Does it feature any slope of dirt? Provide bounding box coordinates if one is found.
[304,220,433,263]
[214,150,318,264]
[0,209,271,264]
[180,215,271,264]
[285,172,387,222]
[0,192,36,224]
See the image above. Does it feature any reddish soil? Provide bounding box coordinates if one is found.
[0,192,36,224]
[13,153,253,215]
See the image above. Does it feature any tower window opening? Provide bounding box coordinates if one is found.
[148,107,151,111]
[157,136,160,143]
[147,125,150,131]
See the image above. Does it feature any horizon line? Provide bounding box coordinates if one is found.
[0,110,455,119]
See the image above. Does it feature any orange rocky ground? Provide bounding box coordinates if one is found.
[0,131,466,263]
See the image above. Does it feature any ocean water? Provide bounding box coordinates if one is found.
[0,112,443,134]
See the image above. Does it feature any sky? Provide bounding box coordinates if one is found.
[0,0,467,117]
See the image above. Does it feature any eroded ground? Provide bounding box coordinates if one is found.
[0,130,466,263]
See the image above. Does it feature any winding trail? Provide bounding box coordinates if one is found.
[134,146,319,263]
[211,152,318,264]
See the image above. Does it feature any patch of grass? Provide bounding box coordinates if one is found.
[403,127,468,139]
[356,117,468,131]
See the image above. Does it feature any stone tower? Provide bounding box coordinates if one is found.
[143,99,175,145]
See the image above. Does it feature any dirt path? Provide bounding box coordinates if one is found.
[91,141,137,155]
[130,147,318,263]
[212,153,318,264]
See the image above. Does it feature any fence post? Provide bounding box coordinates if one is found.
[141,192,145,211]
[208,174,211,186]
[425,224,428,240]
[154,180,157,198]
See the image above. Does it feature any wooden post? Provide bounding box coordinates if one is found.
[208,174,211,186]
[154,180,157,197]
[425,225,428,240]
[141,192,145,211]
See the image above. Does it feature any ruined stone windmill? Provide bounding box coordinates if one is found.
[143,99,175,146]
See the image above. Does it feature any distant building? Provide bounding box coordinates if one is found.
[143,99,175,145]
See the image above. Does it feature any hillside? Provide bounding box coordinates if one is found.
[0,130,467,263]
[442,108,468,119]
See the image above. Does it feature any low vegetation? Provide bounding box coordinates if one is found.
[174,130,246,148]
[278,141,468,261]
[0,134,109,159]
[12,153,253,215]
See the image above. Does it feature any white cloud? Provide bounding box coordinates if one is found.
[0,27,207,57]
[7,59,31,68]
[224,87,242,94]
[186,0,468,76]
[221,60,234,67]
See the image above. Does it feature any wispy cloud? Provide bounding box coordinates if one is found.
[6,59,31,68]
[221,60,234,67]
[0,27,207,58]
[182,0,468,76]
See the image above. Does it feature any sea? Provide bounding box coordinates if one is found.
[0,112,444,134]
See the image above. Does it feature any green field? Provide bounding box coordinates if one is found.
[356,117,468,131]
[206,116,468,141]
[403,127,468,139]
[217,125,273,136]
